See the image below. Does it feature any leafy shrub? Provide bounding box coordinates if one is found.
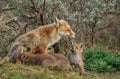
[84,48,120,72]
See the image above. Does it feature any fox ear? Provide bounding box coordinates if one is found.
[79,43,84,48]
[55,17,60,25]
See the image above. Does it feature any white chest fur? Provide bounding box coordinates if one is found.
[48,35,61,47]
[69,53,81,65]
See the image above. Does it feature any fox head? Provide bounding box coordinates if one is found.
[55,18,75,37]
[70,42,84,54]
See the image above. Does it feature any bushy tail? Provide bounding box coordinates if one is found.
[0,44,25,66]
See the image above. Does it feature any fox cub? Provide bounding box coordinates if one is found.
[68,42,86,75]
[52,53,71,70]
[21,52,57,67]
[21,52,71,70]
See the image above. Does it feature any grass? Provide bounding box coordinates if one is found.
[0,63,83,79]
[84,47,120,72]
[0,63,120,79]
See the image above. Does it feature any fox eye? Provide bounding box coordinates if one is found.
[65,29,70,31]
[75,46,78,49]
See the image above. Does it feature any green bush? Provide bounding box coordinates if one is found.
[84,48,120,72]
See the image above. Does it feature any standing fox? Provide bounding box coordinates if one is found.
[0,18,75,64]
[68,42,86,75]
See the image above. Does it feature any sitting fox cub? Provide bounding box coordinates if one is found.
[0,18,75,64]
[68,42,86,75]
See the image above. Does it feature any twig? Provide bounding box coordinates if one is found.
[0,7,16,12]
[31,0,46,25]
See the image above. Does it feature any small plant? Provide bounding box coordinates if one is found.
[84,47,120,72]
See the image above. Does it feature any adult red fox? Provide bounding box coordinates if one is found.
[0,18,75,64]
[68,42,86,75]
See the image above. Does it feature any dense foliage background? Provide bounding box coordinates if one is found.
[0,0,120,78]
[0,0,120,56]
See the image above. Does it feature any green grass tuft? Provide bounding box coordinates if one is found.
[84,47,120,72]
